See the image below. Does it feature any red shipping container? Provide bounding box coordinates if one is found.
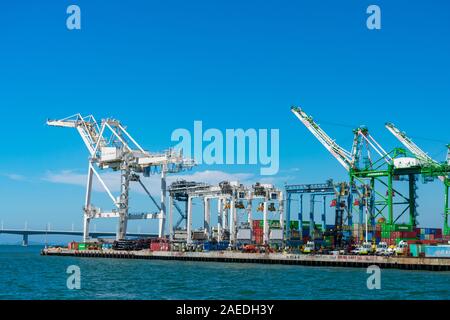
[400,231,417,239]
[68,242,78,250]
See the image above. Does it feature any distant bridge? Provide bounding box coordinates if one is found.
[0,228,158,246]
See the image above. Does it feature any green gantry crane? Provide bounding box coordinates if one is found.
[291,106,422,235]
[386,123,450,235]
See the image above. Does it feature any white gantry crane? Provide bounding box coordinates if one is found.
[47,114,195,241]
[168,180,284,246]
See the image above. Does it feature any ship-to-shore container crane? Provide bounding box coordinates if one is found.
[290,107,375,242]
[291,106,424,238]
[386,123,450,235]
[47,114,195,241]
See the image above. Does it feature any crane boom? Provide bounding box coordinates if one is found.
[47,114,106,157]
[291,107,352,171]
[385,123,437,165]
[386,122,447,182]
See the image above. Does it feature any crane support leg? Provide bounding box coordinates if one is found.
[159,169,167,238]
[83,163,94,242]
[204,198,211,239]
[409,174,417,227]
[387,165,394,225]
[217,198,223,242]
[247,200,253,231]
[263,200,269,245]
[445,181,449,236]
[322,195,327,231]
[299,194,303,238]
[117,168,130,240]
[286,193,291,240]
[229,197,236,244]
[168,195,174,241]
[186,196,193,244]
[309,195,315,237]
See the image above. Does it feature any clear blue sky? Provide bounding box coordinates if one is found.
[0,1,449,243]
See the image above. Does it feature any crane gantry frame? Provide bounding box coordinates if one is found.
[168,180,284,246]
[386,123,450,235]
[47,114,195,241]
[291,106,421,232]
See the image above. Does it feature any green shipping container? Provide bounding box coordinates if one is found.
[258,220,282,228]
[409,244,425,257]
[394,224,413,232]
[78,243,87,251]
[382,224,413,233]
[289,221,299,229]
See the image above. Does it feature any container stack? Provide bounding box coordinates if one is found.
[68,241,78,250]
[415,228,443,241]
[251,219,288,244]
[375,224,382,243]
[203,241,229,251]
[380,224,417,246]
[150,239,170,252]
[252,220,263,244]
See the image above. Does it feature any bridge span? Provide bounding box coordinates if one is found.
[0,228,158,246]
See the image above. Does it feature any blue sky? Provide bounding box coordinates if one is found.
[0,1,449,243]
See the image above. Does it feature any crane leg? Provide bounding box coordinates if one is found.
[159,169,167,238]
[117,168,130,240]
[83,163,94,242]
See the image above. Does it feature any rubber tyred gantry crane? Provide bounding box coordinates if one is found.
[47,114,195,241]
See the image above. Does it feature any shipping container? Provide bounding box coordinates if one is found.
[101,243,113,250]
[237,228,252,240]
[68,242,78,250]
[270,229,284,240]
[424,245,450,258]
[289,221,300,230]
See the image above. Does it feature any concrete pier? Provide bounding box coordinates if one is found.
[41,248,450,271]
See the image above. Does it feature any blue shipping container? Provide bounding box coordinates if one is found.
[424,245,450,258]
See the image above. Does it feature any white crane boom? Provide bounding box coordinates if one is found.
[385,123,437,165]
[291,107,352,171]
[47,114,105,156]
[386,122,447,182]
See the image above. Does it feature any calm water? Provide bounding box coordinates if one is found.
[0,245,449,300]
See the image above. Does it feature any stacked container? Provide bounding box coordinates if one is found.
[252,220,264,244]
[415,228,443,241]
[150,239,170,252]
[68,241,79,250]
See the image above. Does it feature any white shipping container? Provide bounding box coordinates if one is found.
[270,229,284,240]
[237,229,252,240]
